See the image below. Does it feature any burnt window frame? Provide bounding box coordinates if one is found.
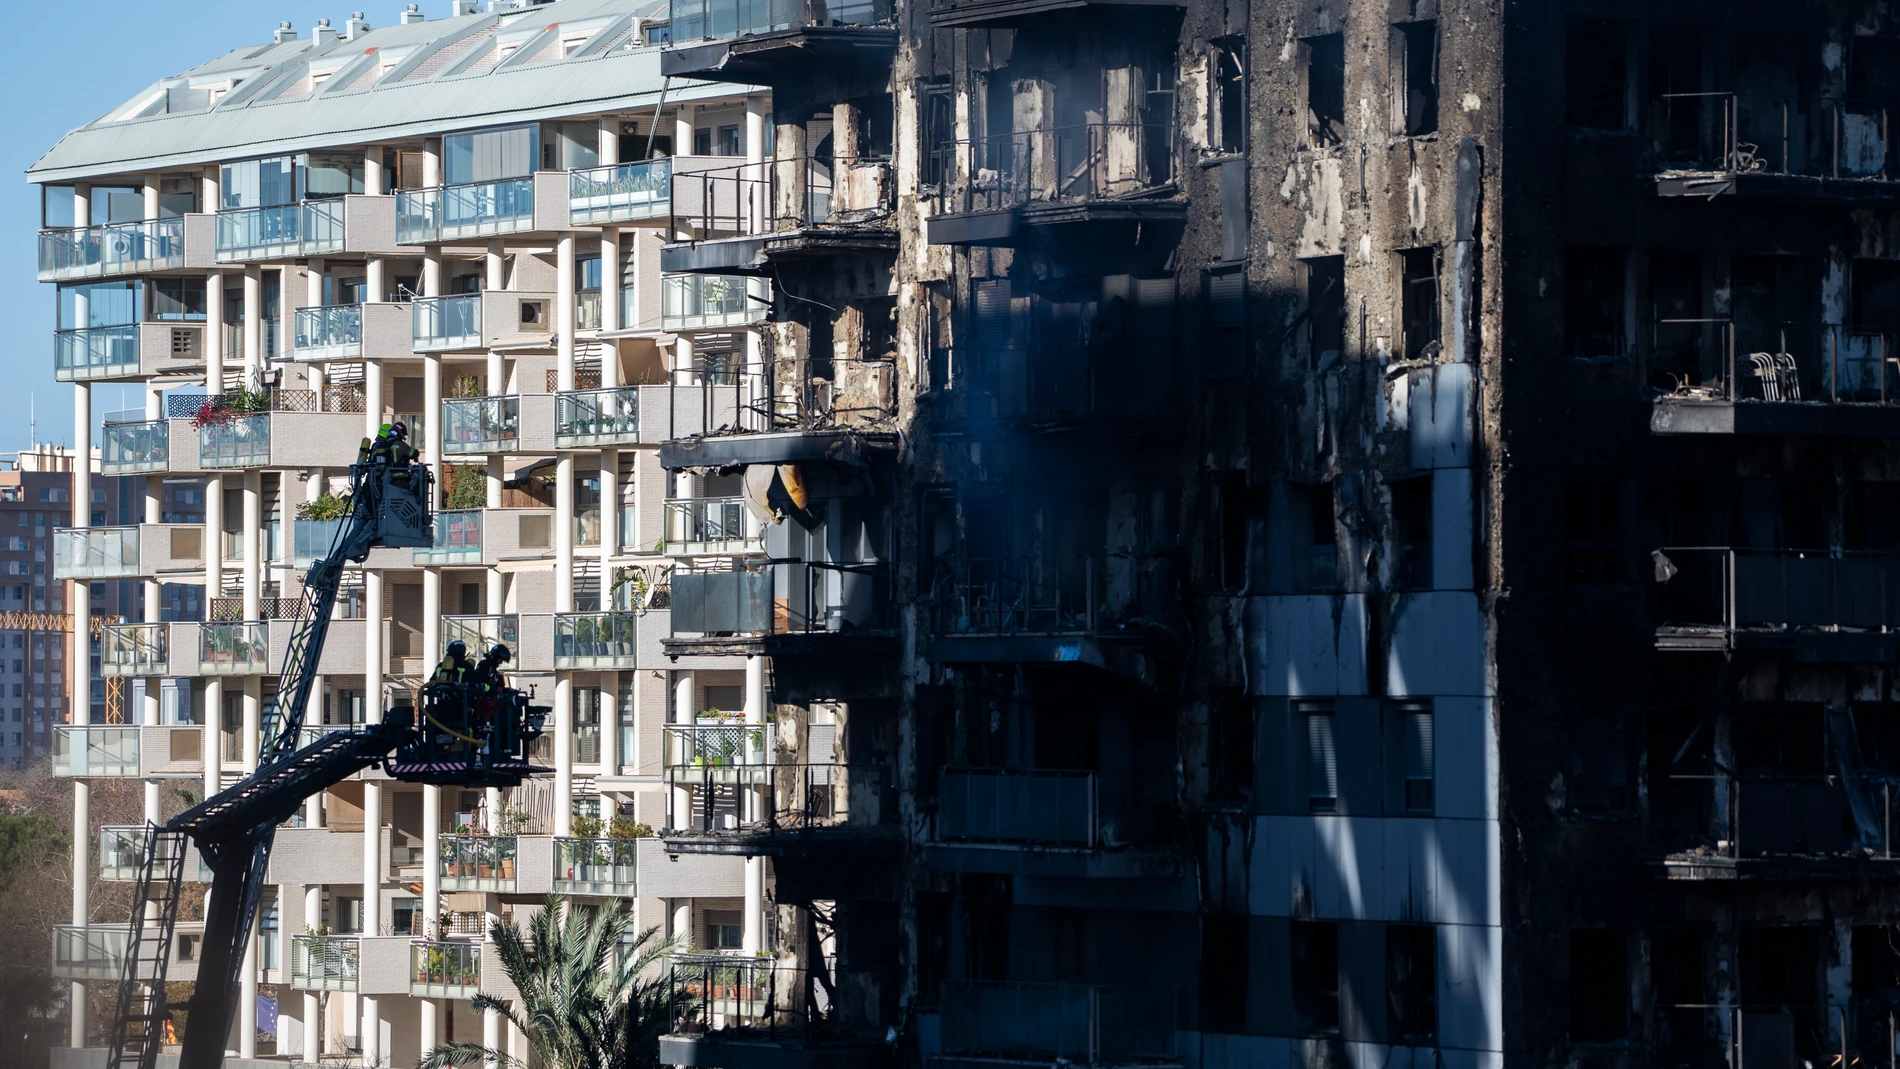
[1400,247,1442,361]
[1212,35,1248,153]
[1303,255,1346,370]
[1564,245,1629,360]
[1563,479,1627,588]
[1387,924,1438,1045]
[1293,920,1342,1034]
[1388,474,1433,590]
[1569,929,1631,1043]
[1391,20,1440,137]
[920,79,955,187]
[1305,33,1346,148]
[1564,18,1633,131]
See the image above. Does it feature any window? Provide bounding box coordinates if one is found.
[1306,34,1345,147]
[1389,476,1432,589]
[1565,20,1628,130]
[1208,689,1254,806]
[1387,925,1437,1044]
[1199,914,1249,1030]
[1207,472,1249,594]
[444,125,537,185]
[1400,248,1440,360]
[1205,267,1245,373]
[337,896,364,934]
[391,897,420,936]
[1563,481,1623,586]
[706,910,743,950]
[1570,930,1629,1042]
[1564,246,1627,359]
[1304,702,1338,812]
[220,156,297,209]
[1392,700,1434,813]
[1292,921,1340,1033]
[1392,22,1438,136]
[1297,482,1338,592]
[921,82,954,186]
[1305,256,1345,369]
[1213,38,1247,152]
[518,515,551,549]
[152,278,207,322]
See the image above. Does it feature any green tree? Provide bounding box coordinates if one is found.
[418,894,681,1069]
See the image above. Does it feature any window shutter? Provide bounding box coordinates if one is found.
[974,280,1012,348]
[1209,269,1245,329]
[1306,709,1337,809]
[1404,709,1434,780]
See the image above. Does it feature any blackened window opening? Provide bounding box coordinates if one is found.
[1306,256,1345,369]
[1307,34,1345,147]
[1215,37,1247,152]
[1387,925,1437,1044]
[1569,930,1630,1042]
[1400,248,1441,360]
[1293,921,1340,1033]
[1394,21,1439,136]
[1390,476,1432,589]
[1565,19,1628,130]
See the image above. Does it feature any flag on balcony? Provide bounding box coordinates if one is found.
[257,995,278,1036]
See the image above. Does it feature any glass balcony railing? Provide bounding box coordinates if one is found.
[661,274,770,332]
[100,825,210,882]
[569,160,671,224]
[664,498,758,555]
[102,623,170,677]
[53,925,129,981]
[415,510,483,565]
[554,612,639,669]
[292,935,360,992]
[199,414,271,468]
[199,622,268,675]
[102,419,169,474]
[443,613,518,653]
[410,941,481,998]
[214,201,344,261]
[39,218,186,281]
[439,835,516,891]
[54,325,139,381]
[294,304,363,360]
[670,0,890,40]
[441,396,519,455]
[413,294,482,351]
[294,518,346,568]
[553,838,639,896]
[53,526,139,579]
[397,178,536,244]
[52,726,139,777]
[555,386,641,448]
[661,723,774,774]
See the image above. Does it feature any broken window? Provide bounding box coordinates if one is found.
[1199,914,1248,1030]
[1386,925,1437,1044]
[1389,476,1432,589]
[1205,266,1245,375]
[1392,21,1438,136]
[1207,471,1249,594]
[1648,250,1709,389]
[1306,34,1345,148]
[1208,689,1254,806]
[1648,30,1705,163]
[1651,930,1704,1060]
[1296,482,1339,592]
[1214,38,1247,152]
[1569,930,1629,1042]
[1847,481,1900,552]
[1303,702,1338,812]
[1564,19,1629,130]
[1389,700,1434,814]
[1305,255,1345,370]
[1292,921,1341,1033]
[1562,480,1623,587]
[1570,708,1631,813]
[1564,246,1626,359]
[1733,478,1828,552]
[1400,248,1440,361]
[1739,928,1824,1067]
[921,80,954,186]
[1852,926,1900,1017]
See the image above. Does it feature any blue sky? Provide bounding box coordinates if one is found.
[1,2,417,452]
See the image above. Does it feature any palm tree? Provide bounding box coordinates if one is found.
[418,893,681,1069]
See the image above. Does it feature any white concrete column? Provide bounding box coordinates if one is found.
[203,679,223,797]
[554,673,573,837]
[484,1005,502,1069]
[72,381,91,728]
[600,230,621,338]
[364,144,384,196]
[556,458,575,609]
[241,677,260,775]
[70,778,88,1047]
[240,915,257,1057]
[599,116,620,166]
[365,570,384,725]
[365,359,385,438]
[600,450,619,565]
[242,470,261,620]
[201,167,219,215]
[485,243,505,291]
[422,781,441,931]
[206,271,226,392]
[744,654,766,953]
[361,995,379,1069]
[143,174,161,221]
[73,183,89,229]
[423,138,441,189]
[303,885,322,1063]
[558,234,577,390]
[423,248,443,303]
[243,264,263,389]
[671,671,695,831]
[672,899,691,950]
[675,105,695,160]
[366,258,387,306]
[424,354,444,509]
[599,671,619,777]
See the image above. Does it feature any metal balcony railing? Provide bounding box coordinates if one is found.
[932,555,1106,635]
[553,837,639,895]
[102,419,169,474]
[671,559,889,636]
[570,159,671,225]
[409,940,481,998]
[52,526,139,580]
[198,413,271,468]
[54,324,139,381]
[930,122,1178,214]
[198,622,269,674]
[1651,320,1899,402]
[553,612,640,669]
[554,386,640,447]
[667,759,893,838]
[397,178,536,244]
[1653,92,1891,179]
[439,834,517,892]
[938,981,1177,1064]
[294,304,363,360]
[1652,547,1900,636]
[415,510,483,566]
[51,726,139,777]
[413,294,481,351]
[39,218,185,281]
[99,826,209,882]
[101,623,169,677]
[291,935,360,992]
[293,518,347,568]
[936,768,1097,847]
[442,396,519,455]
[670,155,894,237]
[214,201,345,261]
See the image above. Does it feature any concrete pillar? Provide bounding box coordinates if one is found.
[485,243,505,292]
[484,1005,502,1069]
[424,354,444,509]
[600,671,619,777]
[366,257,387,306]
[72,381,90,727]
[674,105,695,161]
[364,144,384,196]
[241,676,260,775]
[70,778,88,1046]
[671,671,695,830]
[302,889,323,1060]
[361,995,379,1069]
[206,271,225,392]
[554,673,573,837]
[600,229,621,338]
[242,470,261,619]
[73,183,89,229]
[599,115,620,166]
[243,264,263,389]
[600,448,619,559]
[744,654,766,953]
[672,899,692,950]
[143,174,161,221]
[365,359,385,438]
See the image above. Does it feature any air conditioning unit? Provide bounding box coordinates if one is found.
[519,300,545,327]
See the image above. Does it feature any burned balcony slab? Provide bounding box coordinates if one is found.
[924,198,1186,247]
[1651,93,1900,202]
[923,767,1180,877]
[1651,398,1900,437]
[1651,547,1900,660]
[662,227,898,274]
[660,429,896,471]
[926,0,1182,28]
[1654,854,1900,881]
[657,1034,892,1069]
[926,633,1161,688]
[1655,171,1900,202]
[661,26,899,85]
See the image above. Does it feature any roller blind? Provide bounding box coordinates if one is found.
[445,124,537,185]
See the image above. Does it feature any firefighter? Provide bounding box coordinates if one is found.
[358,423,396,464]
[432,639,474,684]
[470,643,512,694]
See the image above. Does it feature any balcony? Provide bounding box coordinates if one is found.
[412,294,482,351]
[51,726,139,777]
[667,561,892,657]
[54,324,139,381]
[553,612,640,669]
[925,0,1183,27]
[665,757,897,858]
[214,201,344,262]
[925,123,1183,246]
[663,156,897,274]
[659,955,894,1066]
[38,218,188,282]
[396,177,538,244]
[1648,322,1900,436]
[1652,548,1900,660]
[569,160,671,225]
[197,622,269,675]
[1654,774,1900,880]
[291,935,360,992]
[928,768,1178,878]
[927,555,1166,685]
[665,498,761,556]
[293,304,358,361]
[52,526,139,580]
[443,613,517,655]
[293,518,346,568]
[660,273,771,332]
[938,981,1177,1066]
[663,0,896,83]
[439,834,517,892]
[552,837,639,895]
[415,510,483,566]
[554,387,640,448]
[655,370,900,470]
[100,826,211,882]
[1652,92,1900,200]
[53,925,128,981]
[102,419,169,475]
[409,941,481,999]
[101,623,170,677]
[197,413,270,468]
[441,395,520,455]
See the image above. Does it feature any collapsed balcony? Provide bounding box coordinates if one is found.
[661,0,897,85]
[658,954,895,1069]
[662,155,896,274]
[1648,320,1900,435]
[1652,92,1900,200]
[924,122,1183,246]
[1651,547,1900,660]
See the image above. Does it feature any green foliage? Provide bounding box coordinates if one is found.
[571,814,604,840]
[495,805,534,836]
[607,818,652,840]
[445,464,488,511]
[0,814,63,888]
[451,375,484,399]
[418,894,681,1069]
[296,491,352,521]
